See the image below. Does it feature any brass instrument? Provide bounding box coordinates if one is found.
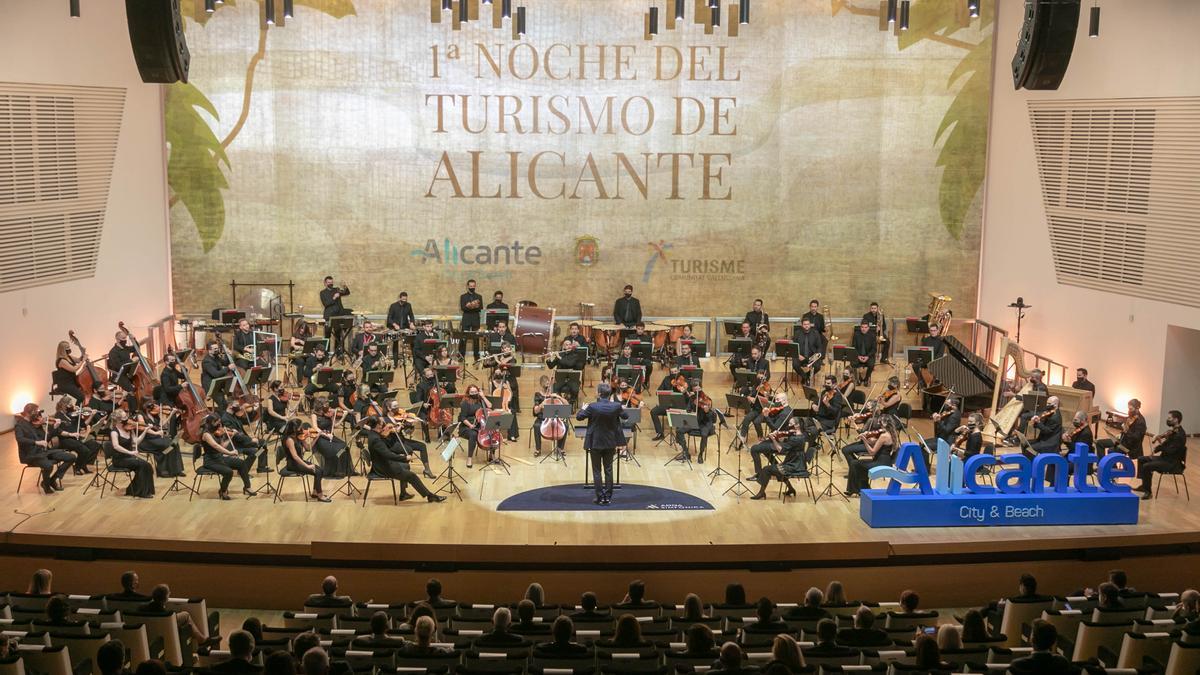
[822,304,836,342]
[927,293,953,334]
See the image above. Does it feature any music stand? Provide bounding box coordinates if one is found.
[244,367,271,397]
[732,369,758,390]
[206,376,231,402]
[619,406,642,467]
[485,309,509,331]
[725,391,749,422]
[774,341,799,393]
[682,340,708,358]
[219,309,246,324]
[905,317,930,339]
[539,403,572,464]
[553,369,582,399]
[303,337,328,355]
[433,365,459,387]
[479,412,513,475]
[1021,392,1049,415]
[434,435,468,501]
[615,365,645,391]
[903,346,933,395]
[313,367,344,391]
[728,337,752,356]
[679,366,704,385]
[627,341,652,360]
[365,370,394,390]
[722,321,744,337]
[328,316,355,360]
[665,411,698,467]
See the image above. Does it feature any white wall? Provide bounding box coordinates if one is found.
[978,0,1200,430]
[0,0,172,432]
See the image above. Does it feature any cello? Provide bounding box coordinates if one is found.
[538,391,568,441]
[117,321,158,407]
[68,330,109,403]
[170,347,210,444]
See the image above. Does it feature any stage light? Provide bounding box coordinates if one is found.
[69,0,80,17]
[712,4,720,27]
[9,393,33,415]
[443,0,452,11]
[205,0,215,13]
[675,0,685,21]
[887,0,897,24]
[899,0,910,30]
[967,0,979,19]
[482,0,492,4]
[1089,4,1101,37]
[739,0,749,25]
[284,0,293,19]
[265,0,275,25]
[708,0,718,8]
[649,6,659,35]
[517,6,526,36]
[459,0,468,22]
[501,0,511,19]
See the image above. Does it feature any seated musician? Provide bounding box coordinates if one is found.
[488,367,519,442]
[361,416,444,502]
[1096,398,1147,459]
[310,397,352,478]
[751,417,813,500]
[158,351,185,405]
[412,320,438,374]
[52,340,88,404]
[414,366,442,441]
[350,320,379,357]
[106,331,137,393]
[429,346,459,395]
[384,399,436,479]
[135,400,185,478]
[563,322,587,349]
[851,320,877,384]
[920,322,947,359]
[749,393,793,475]
[546,338,585,403]
[52,396,99,475]
[738,372,771,443]
[88,385,119,418]
[615,344,651,393]
[199,416,253,500]
[742,345,769,377]
[1135,410,1187,500]
[791,318,824,386]
[838,370,856,404]
[264,381,293,434]
[676,324,696,352]
[279,420,330,502]
[952,413,984,460]
[359,342,389,395]
[352,384,378,426]
[201,340,233,409]
[532,376,568,458]
[1025,396,1065,483]
[1013,369,1051,436]
[676,341,701,369]
[843,417,897,497]
[290,318,314,352]
[672,380,716,464]
[728,323,754,376]
[302,346,337,406]
[334,370,360,428]
[931,395,962,446]
[232,318,255,369]
[457,385,489,468]
[877,377,903,418]
[221,399,269,473]
[1061,410,1094,459]
[811,375,843,434]
[650,366,687,441]
[16,404,75,494]
[744,299,770,333]
[488,320,518,354]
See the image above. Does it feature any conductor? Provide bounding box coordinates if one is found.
[577,382,627,506]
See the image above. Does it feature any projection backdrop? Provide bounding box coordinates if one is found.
[167,0,993,319]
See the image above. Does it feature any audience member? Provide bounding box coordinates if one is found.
[533,616,590,656]
[675,624,719,658]
[242,617,264,642]
[912,634,951,670]
[422,578,456,609]
[1096,582,1124,609]
[746,597,788,633]
[96,639,128,675]
[615,580,659,609]
[1173,589,1200,622]
[398,602,438,635]
[765,634,804,672]
[263,652,296,675]
[783,587,831,621]
[301,647,329,675]
[291,632,321,664]
[899,589,920,613]
[514,599,552,635]
[107,571,150,602]
[837,606,890,647]
[715,583,752,610]
[138,583,217,647]
[397,616,451,657]
[133,661,168,675]
[524,582,546,607]
[42,594,82,628]
[305,576,352,609]
[570,591,607,619]
[959,609,990,643]
[984,573,1051,625]
[211,630,262,675]
[600,613,651,648]
[476,607,527,646]
[804,619,853,657]
[935,624,962,652]
[28,568,53,595]
[355,611,407,649]
[712,642,750,674]
[1007,620,1078,675]
[823,581,848,606]
[679,593,709,622]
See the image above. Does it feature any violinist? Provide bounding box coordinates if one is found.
[280,420,331,502]
[201,340,233,409]
[53,396,99,474]
[1096,398,1147,459]
[673,380,716,464]
[302,345,338,406]
[546,338,585,403]
[738,373,771,443]
[264,380,293,434]
[458,385,488,468]
[221,399,269,473]
[108,410,156,498]
[1061,410,1094,456]
[106,331,137,393]
[931,394,962,446]
[232,318,255,369]
[52,340,89,404]
[15,404,76,493]
[811,375,843,434]
[850,320,877,384]
[157,351,185,405]
[136,400,185,478]
[384,399,436,479]
[744,298,770,333]
[1026,397,1064,482]
[199,416,254,500]
[749,393,793,475]
[334,371,360,427]
[750,417,812,500]
[88,385,120,418]
[791,318,824,386]
[532,376,568,458]
[649,366,685,441]
[675,341,701,369]
[838,369,856,402]
[952,413,984,460]
[614,345,650,393]
[843,417,897,497]
[361,416,445,503]
[1134,409,1186,500]
[310,397,353,478]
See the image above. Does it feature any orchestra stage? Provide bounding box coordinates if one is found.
[3,360,1199,608]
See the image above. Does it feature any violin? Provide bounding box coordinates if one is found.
[859,428,885,443]
[697,389,713,413]
[753,381,772,407]
[620,387,643,408]
[299,427,322,442]
[671,373,688,393]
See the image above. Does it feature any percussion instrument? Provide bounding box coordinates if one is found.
[643,322,670,351]
[578,319,601,344]
[514,305,556,355]
[593,323,625,353]
[656,318,693,343]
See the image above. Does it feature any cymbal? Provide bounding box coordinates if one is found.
[656,319,692,327]
[578,320,601,327]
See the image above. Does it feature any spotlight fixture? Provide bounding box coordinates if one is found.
[1089,4,1100,37]
[443,0,452,11]
[459,0,468,22]
[501,0,511,19]
[482,0,492,4]
[516,6,526,36]
[899,0,910,31]
[649,6,659,35]
[886,0,897,24]
[968,0,980,18]
[205,0,215,13]
[215,0,223,4]
[265,0,275,25]
[284,0,293,19]
[708,0,718,8]
[675,0,685,21]
[69,0,80,17]
[739,0,749,24]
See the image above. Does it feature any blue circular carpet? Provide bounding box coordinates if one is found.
[497,483,715,512]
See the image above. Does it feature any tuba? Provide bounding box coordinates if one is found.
[927,293,953,334]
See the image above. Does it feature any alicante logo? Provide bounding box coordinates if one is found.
[411,238,543,266]
[861,440,1140,528]
[575,235,599,267]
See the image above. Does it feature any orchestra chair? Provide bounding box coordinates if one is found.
[85,443,134,499]
[893,404,914,443]
[1092,607,1146,625]
[14,466,41,495]
[1165,639,1200,675]
[94,622,151,668]
[31,619,88,638]
[526,666,592,675]
[0,656,23,675]
[274,452,312,504]
[355,603,409,625]
[1155,463,1190,501]
[527,651,595,672]
[48,632,109,675]
[188,445,223,503]
[858,648,914,667]
[12,645,71,675]
[982,646,1031,665]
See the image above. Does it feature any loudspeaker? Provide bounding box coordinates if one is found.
[1011,0,1081,91]
[125,0,190,84]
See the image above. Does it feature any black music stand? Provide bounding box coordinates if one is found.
[665,411,698,468]
[479,412,513,475]
[905,318,930,334]
[485,309,509,331]
[434,435,468,501]
[538,403,572,465]
[679,366,704,385]
[433,365,459,387]
[732,369,758,390]
[832,345,857,380]
[725,391,749,424]
[365,370,394,392]
[728,337,752,356]
[313,367,344,391]
[722,321,744,337]
[619,406,642,467]
[553,369,582,400]
[206,376,231,403]
[627,341,652,360]
[302,337,328,355]
[904,347,933,394]
[682,340,708,358]
[219,309,246,324]
[615,365,645,391]
[774,341,799,393]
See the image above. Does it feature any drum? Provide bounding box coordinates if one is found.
[643,322,670,351]
[578,319,601,343]
[514,305,556,355]
[593,323,625,353]
[657,318,693,344]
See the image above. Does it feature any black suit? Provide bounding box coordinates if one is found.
[744,310,769,331]
[613,296,642,327]
[1137,425,1187,493]
[386,301,416,331]
[458,291,484,358]
[850,329,877,381]
[1006,651,1078,675]
[15,418,75,485]
[790,328,824,384]
[201,353,232,408]
[321,285,352,350]
[209,659,263,675]
[577,398,628,501]
[107,343,137,392]
[366,431,434,498]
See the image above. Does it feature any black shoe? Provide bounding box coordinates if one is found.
[750,491,767,500]
[219,492,232,501]
[427,494,446,503]
[697,454,706,464]
[243,488,258,497]
[314,494,332,503]
[593,496,602,505]
[1140,492,1152,500]
[41,481,56,495]
[422,469,436,479]
[651,434,665,441]
[52,478,65,491]
[601,497,611,505]
[785,488,797,497]
[398,492,414,501]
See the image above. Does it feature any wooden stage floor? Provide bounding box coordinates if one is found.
[2,360,1198,570]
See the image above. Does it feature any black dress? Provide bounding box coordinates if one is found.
[108,430,156,498]
[313,414,352,477]
[52,361,86,403]
[283,437,324,493]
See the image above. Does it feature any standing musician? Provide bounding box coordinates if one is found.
[383,400,436,479]
[264,381,293,435]
[615,344,651,393]
[749,393,794,475]
[108,410,156,498]
[201,340,233,409]
[1071,367,1096,396]
[576,382,628,506]
[931,395,962,446]
[851,320,878,384]
[862,302,889,364]
[952,413,984,459]
[791,318,825,386]
[107,331,137,393]
[222,399,269,473]
[52,396,99,474]
[319,276,352,342]
[361,417,445,502]
[52,340,90,404]
[350,320,379,357]
[546,339,585,403]
[1097,398,1147,459]
[532,376,569,458]
[649,365,686,442]
[412,319,438,375]
[134,400,185,478]
[310,398,352,478]
[676,341,702,369]
[279,419,331,502]
[843,417,897,497]
[739,373,772,442]
[744,299,770,333]
[15,404,76,494]
[750,417,813,500]
[232,318,255,369]
[458,279,484,360]
[811,375,844,434]
[487,290,509,313]
[673,380,716,464]
[199,417,254,500]
[1134,410,1186,500]
[802,300,825,335]
[386,290,416,338]
[613,284,642,327]
[457,384,489,468]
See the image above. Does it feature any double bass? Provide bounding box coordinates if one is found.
[170,347,210,444]
[68,330,109,402]
[117,321,158,406]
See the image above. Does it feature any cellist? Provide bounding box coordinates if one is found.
[532,376,568,457]
[457,385,489,468]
